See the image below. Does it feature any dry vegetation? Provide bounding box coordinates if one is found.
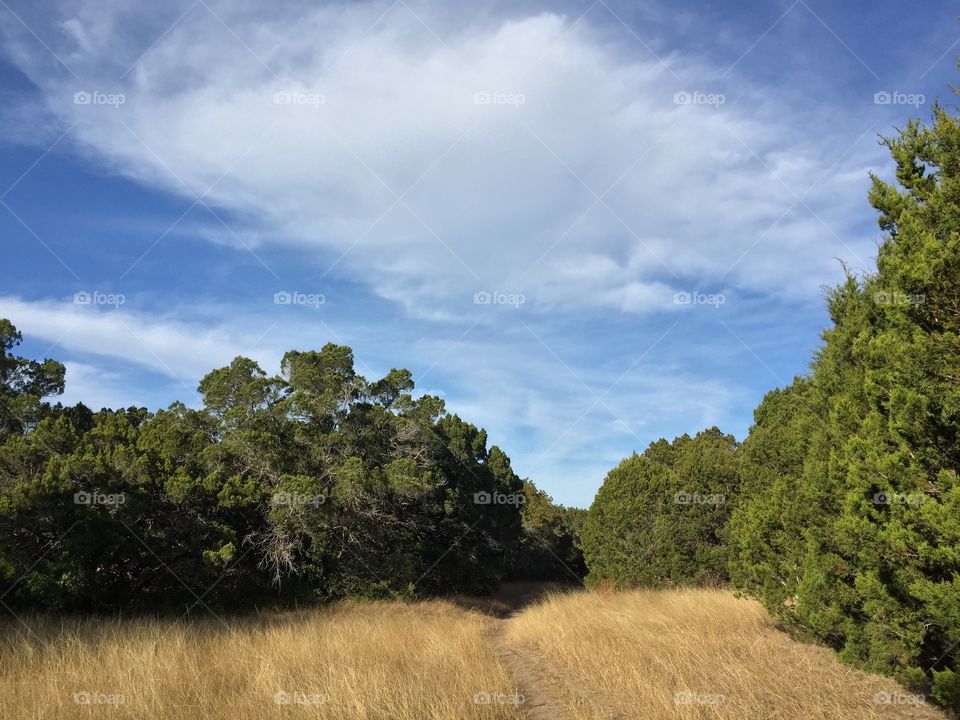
[0,601,523,720]
[0,588,947,720]
[506,588,947,719]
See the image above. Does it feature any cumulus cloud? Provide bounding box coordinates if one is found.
[2,0,882,319]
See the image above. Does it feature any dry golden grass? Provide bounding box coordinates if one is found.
[0,601,525,720]
[505,587,946,719]
[0,588,948,719]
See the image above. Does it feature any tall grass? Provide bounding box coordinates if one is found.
[0,601,523,719]
[506,587,946,719]
[0,589,946,719]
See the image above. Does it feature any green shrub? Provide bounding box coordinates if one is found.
[582,428,739,588]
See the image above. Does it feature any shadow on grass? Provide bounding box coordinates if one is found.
[445,581,582,618]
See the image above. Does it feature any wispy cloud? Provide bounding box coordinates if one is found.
[4,1,882,316]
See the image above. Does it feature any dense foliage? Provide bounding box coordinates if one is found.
[728,102,960,708]
[581,428,739,588]
[0,330,578,612]
[585,100,960,709]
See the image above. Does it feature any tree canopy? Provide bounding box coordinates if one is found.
[582,428,739,588]
[0,336,579,612]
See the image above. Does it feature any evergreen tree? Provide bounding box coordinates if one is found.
[729,99,960,708]
[0,326,538,611]
[582,428,740,588]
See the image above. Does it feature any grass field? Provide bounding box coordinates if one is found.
[0,601,521,720]
[506,588,944,719]
[0,587,944,719]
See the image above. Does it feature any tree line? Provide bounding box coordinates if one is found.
[0,328,584,612]
[583,100,960,709]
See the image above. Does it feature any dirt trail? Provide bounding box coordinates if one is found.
[486,618,568,720]
[472,583,578,720]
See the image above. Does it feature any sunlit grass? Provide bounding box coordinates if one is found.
[0,601,524,719]
[506,587,945,719]
[0,588,946,719]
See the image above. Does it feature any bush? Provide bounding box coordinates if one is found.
[582,428,739,588]
[510,480,586,582]
[728,100,960,709]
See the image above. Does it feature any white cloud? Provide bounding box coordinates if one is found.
[59,361,144,410]
[403,326,743,506]
[2,0,883,318]
[0,295,267,387]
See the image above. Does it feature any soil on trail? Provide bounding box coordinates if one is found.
[469,582,580,720]
[486,619,568,720]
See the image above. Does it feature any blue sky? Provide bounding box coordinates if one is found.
[0,0,957,507]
